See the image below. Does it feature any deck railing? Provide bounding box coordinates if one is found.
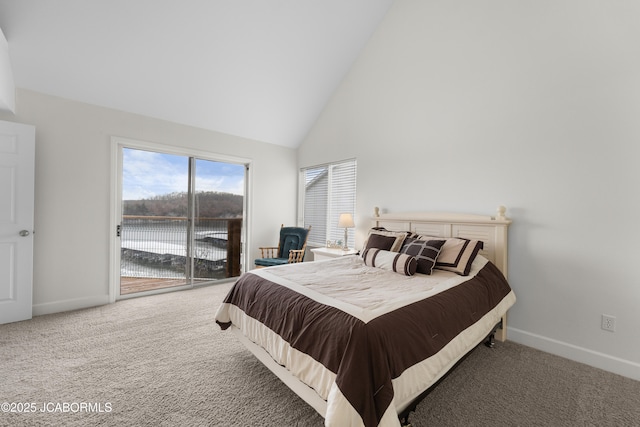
[120,216,242,281]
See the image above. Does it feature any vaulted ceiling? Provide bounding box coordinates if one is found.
[0,0,394,148]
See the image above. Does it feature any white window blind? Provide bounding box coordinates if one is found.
[301,159,356,247]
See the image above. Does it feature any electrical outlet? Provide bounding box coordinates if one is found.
[601,314,616,332]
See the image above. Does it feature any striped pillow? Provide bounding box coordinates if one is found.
[362,248,417,276]
[415,235,484,276]
[399,238,446,274]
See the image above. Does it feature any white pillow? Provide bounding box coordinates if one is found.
[362,248,417,276]
[414,235,483,276]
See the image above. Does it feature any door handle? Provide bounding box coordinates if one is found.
[19,230,30,237]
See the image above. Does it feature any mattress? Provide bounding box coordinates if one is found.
[215,255,515,427]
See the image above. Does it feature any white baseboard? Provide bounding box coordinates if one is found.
[33,295,110,317]
[508,327,640,381]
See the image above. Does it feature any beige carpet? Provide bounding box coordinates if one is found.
[1,283,639,427]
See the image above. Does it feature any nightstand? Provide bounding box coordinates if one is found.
[311,247,359,261]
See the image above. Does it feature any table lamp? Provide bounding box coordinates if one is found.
[337,213,355,250]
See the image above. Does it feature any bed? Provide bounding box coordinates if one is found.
[215,207,515,427]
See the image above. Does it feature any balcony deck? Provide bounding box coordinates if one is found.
[119,216,243,295]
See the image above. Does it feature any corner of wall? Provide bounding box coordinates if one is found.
[0,27,16,114]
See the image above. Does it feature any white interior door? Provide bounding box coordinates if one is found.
[0,120,35,324]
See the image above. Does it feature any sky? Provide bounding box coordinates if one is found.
[122,148,245,200]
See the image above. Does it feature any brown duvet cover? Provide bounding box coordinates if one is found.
[215,255,515,427]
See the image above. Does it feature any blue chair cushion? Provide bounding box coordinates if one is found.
[278,227,309,258]
[254,257,289,267]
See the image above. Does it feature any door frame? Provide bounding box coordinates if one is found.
[109,136,252,303]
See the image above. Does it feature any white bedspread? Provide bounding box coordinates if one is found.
[258,254,488,321]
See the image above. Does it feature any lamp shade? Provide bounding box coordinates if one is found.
[338,213,355,228]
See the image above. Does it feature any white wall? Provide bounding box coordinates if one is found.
[0,89,297,315]
[299,0,640,379]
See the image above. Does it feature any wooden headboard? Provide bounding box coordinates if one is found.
[372,206,512,279]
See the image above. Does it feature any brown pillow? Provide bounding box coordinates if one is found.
[362,228,408,253]
[400,238,446,274]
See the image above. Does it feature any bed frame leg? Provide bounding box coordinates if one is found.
[495,314,507,342]
[399,414,413,427]
[484,319,500,348]
[484,332,495,348]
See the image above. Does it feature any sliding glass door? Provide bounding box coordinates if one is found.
[116,144,247,298]
[191,158,244,281]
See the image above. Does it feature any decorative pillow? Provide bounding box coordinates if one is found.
[362,248,417,276]
[415,235,484,276]
[362,228,408,253]
[399,238,446,275]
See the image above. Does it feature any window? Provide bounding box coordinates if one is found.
[300,159,357,247]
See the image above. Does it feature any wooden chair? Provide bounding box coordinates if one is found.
[254,225,311,268]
